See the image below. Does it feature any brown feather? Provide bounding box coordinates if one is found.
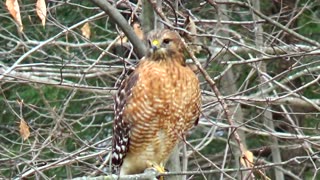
[112,29,201,175]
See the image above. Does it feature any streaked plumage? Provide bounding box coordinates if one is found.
[112,29,201,175]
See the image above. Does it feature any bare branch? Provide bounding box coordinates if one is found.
[90,0,147,58]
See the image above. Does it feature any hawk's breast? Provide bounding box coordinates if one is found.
[119,59,201,175]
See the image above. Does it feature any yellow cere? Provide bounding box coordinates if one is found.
[152,40,160,47]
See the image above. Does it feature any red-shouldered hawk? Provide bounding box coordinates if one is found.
[112,29,201,176]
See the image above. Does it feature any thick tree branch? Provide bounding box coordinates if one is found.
[90,0,147,58]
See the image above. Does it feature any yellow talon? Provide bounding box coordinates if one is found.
[153,162,165,173]
[146,161,166,179]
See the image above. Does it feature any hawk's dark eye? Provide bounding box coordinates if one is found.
[163,39,171,44]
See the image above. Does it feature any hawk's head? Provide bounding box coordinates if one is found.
[146,29,185,63]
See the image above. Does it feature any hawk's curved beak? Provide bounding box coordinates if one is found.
[151,39,160,51]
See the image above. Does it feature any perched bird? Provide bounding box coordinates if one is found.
[112,29,201,176]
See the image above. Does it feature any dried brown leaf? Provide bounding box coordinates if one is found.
[132,22,144,40]
[185,16,201,54]
[186,16,197,36]
[6,0,23,32]
[19,119,30,141]
[115,22,143,45]
[81,22,91,39]
[36,0,47,27]
[240,150,254,168]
